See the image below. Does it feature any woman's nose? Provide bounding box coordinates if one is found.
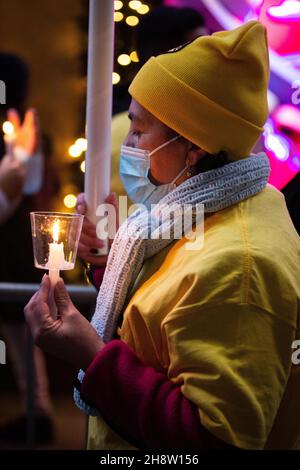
[123,134,134,147]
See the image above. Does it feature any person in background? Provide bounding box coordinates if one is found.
[0,153,26,225]
[0,53,55,444]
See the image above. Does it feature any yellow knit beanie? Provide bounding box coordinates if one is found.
[128,21,270,160]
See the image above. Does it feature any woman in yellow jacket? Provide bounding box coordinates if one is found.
[25,21,300,450]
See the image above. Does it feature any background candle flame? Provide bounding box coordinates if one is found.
[53,221,60,243]
[2,121,14,136]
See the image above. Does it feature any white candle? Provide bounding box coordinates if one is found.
[49,241,65,271]
[84,0,114,255]
[48,221,65,319]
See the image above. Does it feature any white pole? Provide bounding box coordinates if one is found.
[85,0,114,254]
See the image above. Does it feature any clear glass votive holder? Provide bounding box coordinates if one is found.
[30,212,84,319]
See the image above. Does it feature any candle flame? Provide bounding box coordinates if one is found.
[2,121,14,136]
[53,221,59,243]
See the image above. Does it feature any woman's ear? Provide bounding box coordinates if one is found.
[185,142,206,167]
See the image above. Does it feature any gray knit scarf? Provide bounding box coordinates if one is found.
[74,152,270,415]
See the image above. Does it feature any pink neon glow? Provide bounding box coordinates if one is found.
[291,155,300,169]
[259,0,300,55]
[263,119,275,135]
[273,105,300,134]
[282,53,300,67]
[248,0,264,10]
[264,133,290,160]
[268,1,300,20]
[263,118,291,161]
[263,118,299,189]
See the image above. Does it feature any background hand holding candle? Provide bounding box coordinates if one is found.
[2,108,44,197]
[3,108,40,157]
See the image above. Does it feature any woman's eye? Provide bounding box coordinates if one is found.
[132,130,141,137]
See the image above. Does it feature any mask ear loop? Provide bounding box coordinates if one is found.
[149,135,180,157]
[148,134,188,186]
[170,163,189,185]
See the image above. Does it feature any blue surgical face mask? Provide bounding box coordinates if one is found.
[120,135,188,209]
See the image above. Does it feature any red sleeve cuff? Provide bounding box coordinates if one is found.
[86,265,106,290]
[80,339,235,450]
[93,266,106,290]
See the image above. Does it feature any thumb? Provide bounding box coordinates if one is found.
[105,191,118,207]
[76,193,87,215]
[23,108,37,127]
[54,279,73,313]
[37,273,51,303]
